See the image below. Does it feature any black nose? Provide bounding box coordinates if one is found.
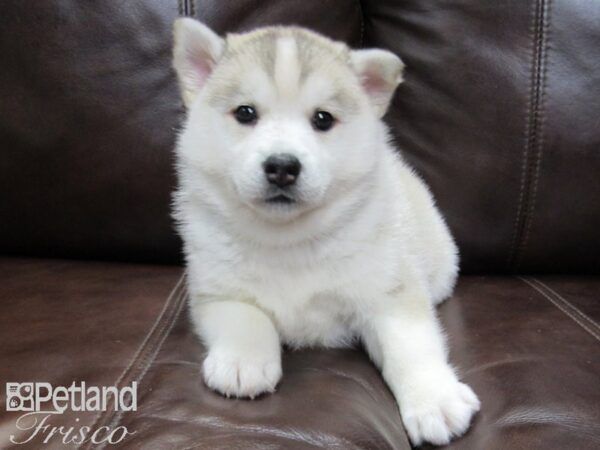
[263,154,301,188]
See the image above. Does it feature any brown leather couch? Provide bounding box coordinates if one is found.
[1,1,599,449]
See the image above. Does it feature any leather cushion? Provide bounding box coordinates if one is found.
[2,258,598,449]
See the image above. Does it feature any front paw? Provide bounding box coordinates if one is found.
[400,376,480,446]
[202,348,282,399]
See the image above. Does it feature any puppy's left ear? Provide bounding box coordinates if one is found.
[350,49,404,118]
[173,18,224,108]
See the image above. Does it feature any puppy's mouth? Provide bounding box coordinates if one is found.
[265,193,296,204]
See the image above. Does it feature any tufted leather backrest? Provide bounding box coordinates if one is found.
[1,0,598,273]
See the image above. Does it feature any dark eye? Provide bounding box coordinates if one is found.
[312,110,335,131]
[233,105,258,124]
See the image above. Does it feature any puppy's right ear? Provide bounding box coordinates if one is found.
[173,18,224,108]
[350,49,404,118]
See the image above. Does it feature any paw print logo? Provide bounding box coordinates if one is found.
[6,383,34,412]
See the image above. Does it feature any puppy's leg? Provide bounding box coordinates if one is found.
[362,285,480,446]
[191,301,282,399]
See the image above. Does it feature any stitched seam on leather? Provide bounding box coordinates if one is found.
[179,0,192,17]
[506,0,538,271]
[82,276,185,449]
[528,277,600,335]
[357,0,365,48]
[515,0,551,270]
[519,277,600,342]
[507,0,550,271]
[80,274,186,450]
[96,283,188,450]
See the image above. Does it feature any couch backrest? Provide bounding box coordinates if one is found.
[1,0,598,273]
[364,0,600,274]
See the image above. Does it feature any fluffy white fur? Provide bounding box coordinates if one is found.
[172,18,480,446]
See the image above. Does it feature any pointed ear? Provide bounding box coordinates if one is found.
[173,18,224,108]
[350,49,404,118]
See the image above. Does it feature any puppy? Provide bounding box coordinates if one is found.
[172,18,480,446]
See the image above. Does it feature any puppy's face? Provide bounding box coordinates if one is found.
[173,20,403,224]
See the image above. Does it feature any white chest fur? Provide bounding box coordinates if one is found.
[187,220,398,348]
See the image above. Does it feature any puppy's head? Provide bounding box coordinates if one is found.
[173,19,403,224]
